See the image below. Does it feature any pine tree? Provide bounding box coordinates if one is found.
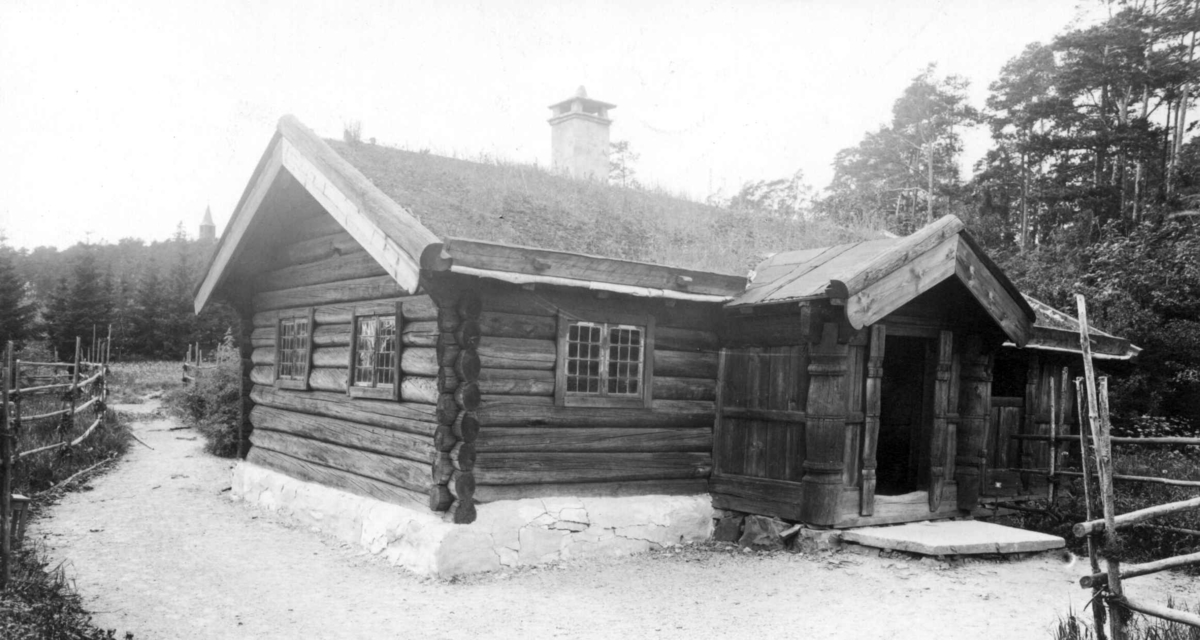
[0,244,34,348]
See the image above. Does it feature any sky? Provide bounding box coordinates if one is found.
[0,0,1099,250]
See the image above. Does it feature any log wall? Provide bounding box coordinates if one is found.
[464,279,719,505]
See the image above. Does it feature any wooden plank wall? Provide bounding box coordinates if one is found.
[984,355,1076,496]
[716,346,809,481]
[468,282,718,503]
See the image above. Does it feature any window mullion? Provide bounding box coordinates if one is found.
[599,322,611,397]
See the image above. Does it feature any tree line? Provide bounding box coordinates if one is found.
[0,226,235,361]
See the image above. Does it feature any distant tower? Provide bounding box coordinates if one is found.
[548,86,615,181]
[199,205,216,243]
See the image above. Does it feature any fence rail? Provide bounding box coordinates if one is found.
[1067,295,1200,639]
[1,330,113,590]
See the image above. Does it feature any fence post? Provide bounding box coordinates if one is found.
[1,341,13,590]
[1075,376,1108,640]
[1077,295,1126,640]
[65,337,81,440]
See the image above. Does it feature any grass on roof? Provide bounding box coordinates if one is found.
[326,139,883,276]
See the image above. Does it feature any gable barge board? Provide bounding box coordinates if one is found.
[845,235,959,330]
[430,237,746,297]
[953,237,1031,346]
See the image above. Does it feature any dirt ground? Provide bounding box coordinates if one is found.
[28,404,1200,640]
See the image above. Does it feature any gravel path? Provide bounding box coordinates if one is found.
[29,406,1200,640]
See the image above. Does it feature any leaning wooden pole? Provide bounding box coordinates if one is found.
[65,337,81,441]
[1076,295,1125,640]
[1,342,13,590]
[1076,376,1108,640]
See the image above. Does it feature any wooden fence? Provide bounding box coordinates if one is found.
[0,332,113,589]
[181,342,220,384]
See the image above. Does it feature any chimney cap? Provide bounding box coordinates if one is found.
[548,86,616,111]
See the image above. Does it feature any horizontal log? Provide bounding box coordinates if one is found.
[403,296,438,322]
[457,291,482,320]
[451,442,476,472]
[403,321,439,347]
[251,327,276,348]
[437,394,458,426]
[653,376,716,401]
[454,412,479,443]
[455,320,481,349]
[430,485,453,511]
[1015,468,1200,488]
[309,367,348,393]
[477,368,554,396]
[401,377,439,404]
[1013,434,1200,446]
[473,479,709,503]
[478,395,714,430]
[250,428,435,493]
[276,230,365,267]
[313,346,350,368]
[312,301,396,325]
[250,385,437,436]
[247,448,429,512]
[656,327,719,352]
[250,365,274,386]
[473,451,712,485]
[1074,496,1200,537]
[654,350,718,379]
[434,453,454,484]
[313,323,351,347]
[252,347,274,366]
[1116,596,1200,629]
[478,311,556,340]
[478,337,556,370]
[438,366,458,393]
[434,425,456,452]
[444,499,476,524]
[401,348,439,377]
[455,382,481,411]
[1080,551,1200,589]
[255,276,407,312]
[449,471,476,500]
[455,349,480,382]
[260,251,388,292]
[250,405,436,463]
[476,427,711,453]
[476,281,721,331]
[280,212,346,245]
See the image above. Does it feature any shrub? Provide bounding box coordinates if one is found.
[1052,601,1200,639]
[164,331,241,457]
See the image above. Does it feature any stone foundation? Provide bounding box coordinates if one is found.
[230,462,714,576]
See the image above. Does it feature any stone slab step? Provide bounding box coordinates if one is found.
[841,520,1065,556]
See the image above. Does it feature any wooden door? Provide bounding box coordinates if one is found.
[928,330,953,511]
[714,346,808,481]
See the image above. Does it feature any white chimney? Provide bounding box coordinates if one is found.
[548,86,615,181]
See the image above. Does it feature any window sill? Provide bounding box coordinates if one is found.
[562,394,648,409]
[349,386,396,401]
[275,378,308,391]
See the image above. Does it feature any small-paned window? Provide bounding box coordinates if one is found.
[349,309,400,400]
[275,309,314,390]
[556,312,654,408]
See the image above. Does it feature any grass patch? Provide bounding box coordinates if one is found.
[105,361,182,404]
[0,542,132,640]
[1053,601,1200,639]
[163,336,240,457]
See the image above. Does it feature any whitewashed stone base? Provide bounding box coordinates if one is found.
[230,462,715,576]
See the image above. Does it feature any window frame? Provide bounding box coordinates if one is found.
[554,310,655,409]
[274,308,315,391]
[346,302,402,401]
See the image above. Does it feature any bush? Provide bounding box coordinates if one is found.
[1053,601,1200,639]
[164,331,241,457]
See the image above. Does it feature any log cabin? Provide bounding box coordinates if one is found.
[194,114,1135,573]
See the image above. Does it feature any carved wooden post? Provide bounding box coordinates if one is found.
[801,322,849,525]
[955,334,992,510]
[928,330,953,512]
[1020,353,1040,492]
[860,325,885,516]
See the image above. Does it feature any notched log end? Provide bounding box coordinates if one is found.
[420,243,453,271]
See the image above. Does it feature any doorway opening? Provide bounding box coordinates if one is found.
[876,335,934,495]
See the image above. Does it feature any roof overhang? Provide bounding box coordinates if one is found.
[421,237,746,302]
[193,116,441,314]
